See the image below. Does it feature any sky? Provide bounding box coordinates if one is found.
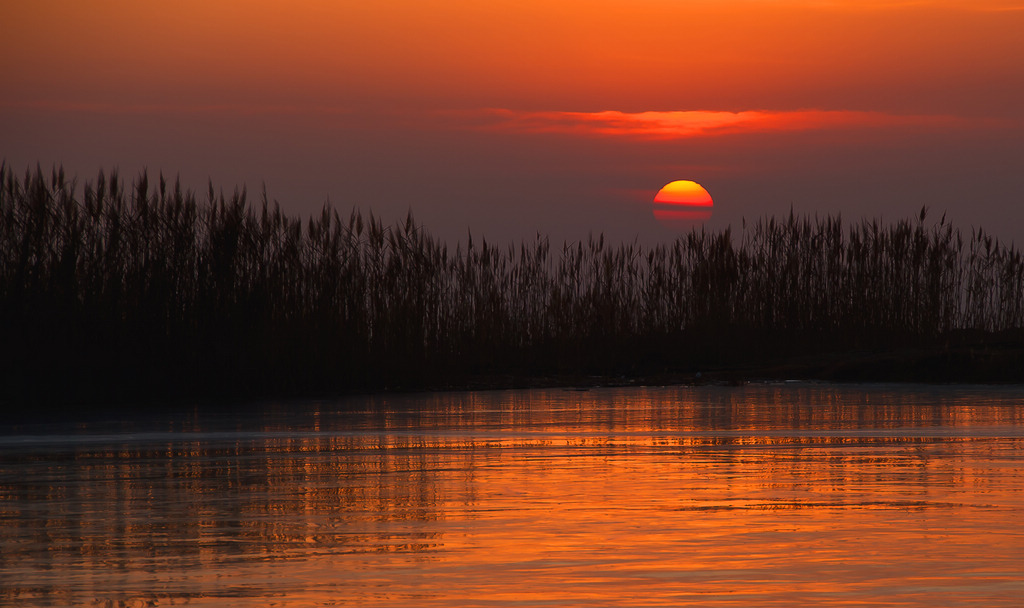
[3,0,1023,245]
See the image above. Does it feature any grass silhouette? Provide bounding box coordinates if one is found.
[3,164,1024,407]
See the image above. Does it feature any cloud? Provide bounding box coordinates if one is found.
[471,108,981,140]
[7,99,1003,140]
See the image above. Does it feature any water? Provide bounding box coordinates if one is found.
[2,384,1023,607]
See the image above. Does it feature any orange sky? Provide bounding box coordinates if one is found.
[6,0,1023,114]
[2,0,1023,243]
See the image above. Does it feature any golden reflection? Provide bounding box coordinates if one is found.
[1,385,1023,606]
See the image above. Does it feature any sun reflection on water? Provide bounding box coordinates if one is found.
[2,384,1023,606]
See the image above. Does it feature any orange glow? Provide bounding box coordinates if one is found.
[654,180,713,229]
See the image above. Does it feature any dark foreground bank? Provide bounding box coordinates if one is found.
[3,165,1024,411]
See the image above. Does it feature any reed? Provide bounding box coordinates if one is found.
[3,165,1023,403]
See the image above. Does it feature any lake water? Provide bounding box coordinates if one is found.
[2,383,1023,607]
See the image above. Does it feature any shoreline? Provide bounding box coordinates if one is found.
[418,338,1024,393]
[3,344,1024,425]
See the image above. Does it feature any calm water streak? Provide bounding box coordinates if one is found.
[2,384,1023,607]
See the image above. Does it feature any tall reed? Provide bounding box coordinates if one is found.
[2,165,1023,403]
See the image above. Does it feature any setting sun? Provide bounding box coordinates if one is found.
[653,180,713,229]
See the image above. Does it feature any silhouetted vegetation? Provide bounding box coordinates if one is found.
[3,164,1024,406]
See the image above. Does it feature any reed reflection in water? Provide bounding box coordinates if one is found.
[2,384,1023,607]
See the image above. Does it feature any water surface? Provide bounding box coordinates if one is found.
[2,384,1023,606]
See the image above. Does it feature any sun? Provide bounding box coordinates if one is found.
[653,180,713,229]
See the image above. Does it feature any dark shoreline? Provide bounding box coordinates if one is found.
[437,341,1024,392]
[7,338,1024,423]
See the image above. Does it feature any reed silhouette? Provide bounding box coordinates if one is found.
[3,164,1024,406]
